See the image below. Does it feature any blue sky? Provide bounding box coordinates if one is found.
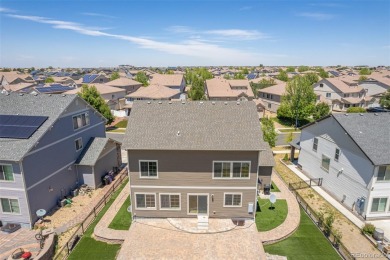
[1,0,389,67]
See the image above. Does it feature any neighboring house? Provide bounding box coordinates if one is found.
[50,76,76,87]
[313,78,372,111]
[64,84,126,110]
[0,72,36,93]
[149,74,186,93]
[297,113,390,219]
[2,83,36,93]
[31,84,75,94]
[359,74,390,106]
[77,74,110,87]
[205,78,255,101]
[107,77,143,94]
[123,101,273,220]
[0,93,121,228]
[258,83,287,113]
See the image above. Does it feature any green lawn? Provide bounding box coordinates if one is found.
[108,197,131,230]
[68,179,129,260]
[271,181,280,192]
[106,128,126,133]
[115,120,128,128]
[256,198,288,232]
[278,128,301,133]
[264,208,341,260]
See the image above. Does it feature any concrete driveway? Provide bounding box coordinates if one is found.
[117,218,265,260]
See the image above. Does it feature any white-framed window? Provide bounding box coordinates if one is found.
[213,161,250,179]
[139,161,158,178]
[72,112,90,130]
[0,198,20,214]
[268,103,271,109]
[326,93,331,98]
[371,197,388,213]
[0,164,14,182]
[160,193,181,210]
[319,83,323,88]
[377,166,390,181]
[321,154,330,172]
[334,148,340,161]
[75,138,83,151]
[224,193,242,207]
[135,193,156,210]
[313,138,318,152]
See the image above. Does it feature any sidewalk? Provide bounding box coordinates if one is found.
[285,164,365,228]
[94,182,130,243]
[258,173,300,244]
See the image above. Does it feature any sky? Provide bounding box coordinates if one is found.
[0,0,389,67]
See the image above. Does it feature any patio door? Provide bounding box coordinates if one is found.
[188,194,208,215]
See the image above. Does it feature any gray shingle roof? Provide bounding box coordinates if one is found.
[0,93,78,161]
[123,101,267,151]
[333,113,390,165]
[259,148,275,167]
[76,137,120,166]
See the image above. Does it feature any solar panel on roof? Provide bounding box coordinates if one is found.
[0,115,48,139]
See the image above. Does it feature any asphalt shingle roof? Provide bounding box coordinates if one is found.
[332,113,390,165]
[123,101,267,151]
[0,93,78,161]
[76,137,120,166]
[259,148,275,167]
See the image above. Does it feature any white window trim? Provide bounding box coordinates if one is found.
[0,164,15,183]
[139,160,159,179]
[72,112,90,131]
[0,197,22,215]
[321,154,331,172]
[187,193,209,216]
[134,192,157,210]
[159,193,181,211]
[334,148,340,162]
[377,166,390,182]
[212,161,251,180]
[223,192,243,208]
[75,137,83,152]
[370,197,389,213]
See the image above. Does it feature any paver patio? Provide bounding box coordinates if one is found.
[0,228,39,259]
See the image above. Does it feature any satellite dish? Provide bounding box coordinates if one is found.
[127,206,132,213]
[269,194,277,204]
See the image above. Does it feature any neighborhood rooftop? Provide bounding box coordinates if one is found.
[76,137,120,166]
[123,100,267,151]
[0,93,78,161]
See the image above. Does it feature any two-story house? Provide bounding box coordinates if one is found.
[297,113,390,219]
[123,101,273,220]
[205,78,255,101]
[258,83,286,113]
[149,74,186,93]
[0,93,121,228]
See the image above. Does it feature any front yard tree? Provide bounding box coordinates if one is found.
[278,76,317,127]
[188,76,205,100]
[79,84,114,125]
[359,68,372,75]
[135,71,149,86]
[286,66,295,73]
[276,69,289,82]
[313,102,331,120]
[304,73,320,85]
[45,77,54,83]
[261,117,277,147]
[380,89,390,109]
[110,72,120,81]
[317,68,329,78]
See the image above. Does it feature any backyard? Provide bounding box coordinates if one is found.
[108,197,131,230]
[264,208,341,260]
[256,198,287,232]
[67,179,129,260]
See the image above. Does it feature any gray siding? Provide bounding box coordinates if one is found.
[93,144,121,188]
[298,117,373,210]
[128,150,259,187]
[77,165,94,187]
[131,189,256,219]
[258,166,272,190]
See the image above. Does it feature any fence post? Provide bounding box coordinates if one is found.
[104,194,107,205]
[310,179,312,187]
[81,223,84,234]
[66,242,70,255]
[93,207,96,217]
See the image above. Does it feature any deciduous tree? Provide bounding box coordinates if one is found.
[135,71,149,86]
[261,117,277,147]
[313,102,330,120]
[359,68,371,75]
[276,69,288,82]
[110,72,120,81]
[45,77,54,83]
[79,84,114,124]
[379,89,390,109]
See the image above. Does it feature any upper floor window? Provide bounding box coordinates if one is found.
[75,138,83,151]
[213,161,250,179]
[0,198,20,214]
[326,93,331,98]
[344,94,350,98]
[319,83,324,88]
[73,112,90,130]
[334,148,340,161]
[377,166,390,181]
[313,138,318,152]
[140,161,158,178]
[0,165,14,181]
[321,154,330,172]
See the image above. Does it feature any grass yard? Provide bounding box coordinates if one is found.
[115,120,128,128]
[271,181,280,192]
[278,128,301,133]
[264,208,341,260]
[256,198,288,232]
[68,179,129,260]
[108,197,131,230]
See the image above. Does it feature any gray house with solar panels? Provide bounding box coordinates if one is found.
[123,101,274,220]
[0,93,122,228]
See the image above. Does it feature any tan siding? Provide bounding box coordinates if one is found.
[131,188,256,219]
[128,150,259,187]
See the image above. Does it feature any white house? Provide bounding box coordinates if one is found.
[297,113,390,219]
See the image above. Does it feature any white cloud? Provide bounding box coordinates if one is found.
[166,26,194,34]
[205,29,268,40]
[0,7,16,13]
[7,14,282,64]
[239,6,252,11]
[297,12,334,21]
[81,12,116,19]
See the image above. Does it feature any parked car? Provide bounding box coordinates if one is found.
[366,107,390,113]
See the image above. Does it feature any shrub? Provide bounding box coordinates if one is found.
[324,211,335,236]
[362,223,376,235]
[283,153,289,161]
[346,107,366,113]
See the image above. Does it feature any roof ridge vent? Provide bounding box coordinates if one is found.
[34,93,38,96]
[374,113,378,116]
[224,102,227,105]
[158,101,162,104]
[176,131,181,136]
[62,94,66,97]
[359,113,364,116]
[212,101,216,105]
[19,93,24,96]
[237,101,240,105]
[345,113,348,116]
[199,101,204,104]
[147,101,151,104]
[168,101,172,104]
[181,101,185,104]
